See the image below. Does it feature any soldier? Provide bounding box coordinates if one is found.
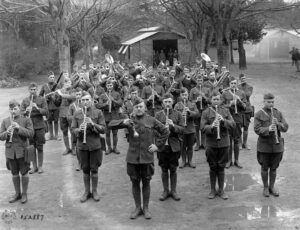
[201,91,235,200]
[238,74,254,150]
[190,76,210,150]
[73,71,93,91]
[254,93,288,197]
[21,83,48,174]
[221,78,246,169]
[71,92,106,202]
[174,88,199,168]
[96,80,122,154]
[87,73,105,104]
[58,77,76,155]
[141,74,165,117]
[180,67,197,93]
[108,97,169,219]
[155,94,184,201]
[0,100,34,203]
[39,71,60,140]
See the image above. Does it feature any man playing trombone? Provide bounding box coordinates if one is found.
[201,91,235,199]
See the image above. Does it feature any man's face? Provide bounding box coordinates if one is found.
[79,73,85,81]
[81,96,92,107]
[82,65,86,70]
[128,79,133,85]
[170,71,175,78]
[230,80,237,89]
[163,98,173,109]
[107,83,113,91]
[221,67,227,72]
[211,95,221,106]
[64,80,72,89]
[151,76,156,83]
[63,72,69,78]
[130,91,138,99]
[196,78,203,85]
[181,92,188,100]
[75,92,82,99]
[9,106,20,117]
[48,75,55,83]
[264,99,274,109]
[29,87,37,96]
[184,68,189,75]
[209,72,215,81]
[133,102,145,116]
[240,77,246,84]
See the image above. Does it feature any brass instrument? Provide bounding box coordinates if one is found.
[183,99,187,127]
[9,114,14,142]
[215,105,221,140]
[28,95,34,117]
[270,107,280,144]
[83,106,87,144]
[108,90,112,113]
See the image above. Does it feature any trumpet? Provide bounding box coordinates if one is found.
[28,95,34,117]
[9,114,14,142]
[83,106,87,144]
[270,107,280,144]
[215,105,221,140]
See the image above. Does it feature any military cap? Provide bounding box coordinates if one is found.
[9,99,20,108]
[132,97,144,106]
[264,93,275,100]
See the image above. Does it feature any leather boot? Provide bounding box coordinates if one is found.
[170,171,180,201]
[142,179,152,219]
[21,175,29,204]
[48,122,54,140]
[269,170,279,197]
[71,145,76,156]
[80,173,91,202]
[261,169,270,197]
[62,136,71,155]
[194,127,200,151]
[130,181,142,219]
[9,175,21,203]
[37,149,43,174]
[217,170,228,200]
[179,149,186,168]
[187,148,196,168]
[91,173,100,202]
[208,170,217,199]
[242,130,251,150]
[54,122,59,140]
[112,134,120,154]
[159,171,169,201]
[234,142,242,168]
[29,148,37,174]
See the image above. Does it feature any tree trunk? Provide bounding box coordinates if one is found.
[238,37,247,70]
[189,39,198,65]
[216,27,230,69]
[57,29,71,73]
[83,40,90,67]
[230,39,234,64]
[204,27,213,54]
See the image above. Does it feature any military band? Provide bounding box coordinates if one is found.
[1,53,289,221]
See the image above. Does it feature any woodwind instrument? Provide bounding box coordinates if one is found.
[183,99,187,127]
[129,113,139,138]
[270,107,280,144]
[108,90,112,113]
[28,95,34,117]
[165,107,169,128]
[215,105,221,140]
[166,77,177,94]
[233,88,238,114]
[9,113,14,142]
[151,83,155,109]
[83,106,87,144]
[199,85,203,110]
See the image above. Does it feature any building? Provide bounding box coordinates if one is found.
[118,26,190,66]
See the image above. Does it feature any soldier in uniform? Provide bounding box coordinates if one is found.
[174,88,199,168]
[71,92,106,202]
[190,76,210,150]
[96,80,122,154]
[108,97,169,219]
[87,74,105,104]
[39,71,60,140]
[155,94,184,201]
[221,78,246,169]
[21,83,48,174]
[141,74,165,117]
[238,74,253,150]
[254,93,288,197]
[180,68,197,93]
[201,91,235,199]
[58,77,76,155]
[0,100,34,203]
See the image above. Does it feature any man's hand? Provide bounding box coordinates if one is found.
[166,118,174,127]
[197,96,202,102]
[123,118,131,126]
[56,89,62,96]
[12,122,20,130]
[268,124,276,132]
[148,144,158,153]
[272,118,278,125]
[79,122,86,131]
[85,117,93,125]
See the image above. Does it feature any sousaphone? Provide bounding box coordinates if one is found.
[200,53,211,62]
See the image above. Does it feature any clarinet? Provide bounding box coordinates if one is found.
[9,114,14,143]
[234,88,238,114]
[151,83,155,109]
[129,113,139,138]
[83,106,87,144]
[200,85,203,110]
[28,94,34,117]
[183,99,187,127]
[270,107,280,144]
[165,108,169,128]
[108,90,112,113]
[215,105,221,140]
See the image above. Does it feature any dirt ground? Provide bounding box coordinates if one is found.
[0,63,300,230]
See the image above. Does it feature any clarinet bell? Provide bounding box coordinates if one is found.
[133,130,139,138]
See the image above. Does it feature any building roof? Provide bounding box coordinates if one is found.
[137,27,161,32]
[122,31,158,45]
[286,30,300,38]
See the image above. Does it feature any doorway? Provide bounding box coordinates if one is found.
[153,39,178,67]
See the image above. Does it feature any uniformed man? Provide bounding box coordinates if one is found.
[155,94,184,201]
[21,83,48,174]
[238,74,254,150]
[180,67,197,93]
[221,78,246,168]
[87,73,105,104]
[0,100,34,203]
[141,74,165,117]
[71,92,106,202]
[39,71,60,140]
[108,97,169,219]
[254,93,288,197]
[190,76,210,150]
[201,91,235,200]
[96,80,122,154]
[174,88,199,168]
